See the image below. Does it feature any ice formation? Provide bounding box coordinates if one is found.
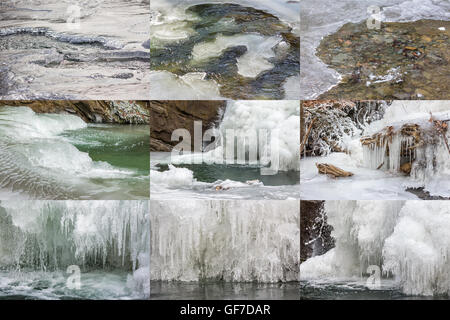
[0,106,145,199]
[192,34,282,78]
[202,100,300,171]
[0,200,150,298]
[301,101,450,199]
[361,101,450,196]
[151,200,299,282]
[301,200,450,296]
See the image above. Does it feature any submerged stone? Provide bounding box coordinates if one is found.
[317,19,449,100]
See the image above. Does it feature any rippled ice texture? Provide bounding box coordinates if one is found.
[0,0,150,99]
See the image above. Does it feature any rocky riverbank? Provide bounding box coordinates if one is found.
[317,19,449,100]
[0,100,150,124]
[150,101,225,152]
[300,201,334,262]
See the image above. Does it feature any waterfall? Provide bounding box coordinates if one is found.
[151,200,299,282]
[301,200,450,296]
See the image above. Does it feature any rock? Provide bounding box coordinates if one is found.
[0,100,150,124]
[317,19,450,99]
[300,201,334,262]
[331,53,347,65]
[110,73,134,79]
[150,101,226,152]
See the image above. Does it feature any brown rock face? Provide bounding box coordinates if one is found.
[300,201,334,263]
[150,100,226,152]
[0,100,150,124]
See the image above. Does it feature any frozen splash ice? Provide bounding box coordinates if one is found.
[301,200,450,296]
[0,106,148,200]
[360,101,450,196]
[151,200,299,282]
[362,133,416,171]
[0,106,87,139]
[300,0,450,99]
[206,100,300,171]
[383,201,450,296]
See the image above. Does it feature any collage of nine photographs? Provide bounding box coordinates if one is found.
[0,0,449,301]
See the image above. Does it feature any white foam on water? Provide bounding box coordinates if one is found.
[301,200,450,296]
[151,200,299,282]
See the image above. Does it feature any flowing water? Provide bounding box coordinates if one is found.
[300,0,450,99]
[301,200,450,298]
[151,101,299,200]
[0,106,150,200]
[300,280,446,300]
[0,200,150,300]
[150,0,300,99]
[152,281,299,300]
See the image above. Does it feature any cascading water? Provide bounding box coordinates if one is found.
[151,200,299,283]
[0,106,150,200]
[0,200,150,299]
[301,200,450,297]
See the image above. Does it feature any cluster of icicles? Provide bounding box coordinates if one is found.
[151,200,300,283]
[362,133,417,172]
[0,200,149,272]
